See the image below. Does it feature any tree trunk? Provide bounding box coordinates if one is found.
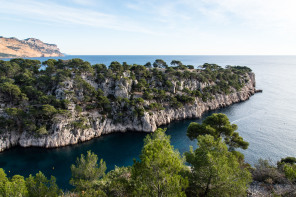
[204,176,212,197]
[158,184,162,197]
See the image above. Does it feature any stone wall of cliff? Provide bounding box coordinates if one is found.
[0,70,256,152]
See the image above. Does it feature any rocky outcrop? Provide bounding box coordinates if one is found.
[247,182,296,196]
[0,36,63,58]
[0,72,257,152]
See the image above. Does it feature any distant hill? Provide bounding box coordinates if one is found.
[0,36,63,58]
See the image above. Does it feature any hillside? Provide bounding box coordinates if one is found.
[0,58,257,151]
[0,36,63,58]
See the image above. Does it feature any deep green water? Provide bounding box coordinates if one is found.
[1,55,296,189]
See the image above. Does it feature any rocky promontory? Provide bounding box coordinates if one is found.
[0,36,63,58]
[0,59,258,151]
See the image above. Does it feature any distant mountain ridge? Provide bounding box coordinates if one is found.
[0,36,63,58]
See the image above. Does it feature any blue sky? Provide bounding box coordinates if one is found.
[1,0,296,55]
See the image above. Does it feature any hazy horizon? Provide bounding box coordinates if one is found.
[1,0,296,55]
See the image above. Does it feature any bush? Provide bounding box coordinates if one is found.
[165,80,173,88]
[169,97,183,108]
[143,90,153,100]
[148,103,164,111]
[278,157,296,182]
[85,103,97,111]
[72,118,90,130]
[75,105,82,113]
[36,126,48,136]
[176,94,195,104]
[252,159,287,184]
[133,107,145,117]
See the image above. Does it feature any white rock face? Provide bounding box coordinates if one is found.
[0,73,257,152]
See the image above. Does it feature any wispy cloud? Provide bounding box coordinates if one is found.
[186,0,296,32]
[1,0,296,55]
[70,0,97,6]
[0,0,157,34]
[125,0,193,31]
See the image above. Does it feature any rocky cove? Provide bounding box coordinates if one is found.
[0,59,257,152]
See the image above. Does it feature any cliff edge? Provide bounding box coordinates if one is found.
[0,59,258,151]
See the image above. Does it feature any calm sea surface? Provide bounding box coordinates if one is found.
[0,55,296,189]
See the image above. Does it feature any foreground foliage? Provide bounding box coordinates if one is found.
[185,135,252,196]
[250,158,296,196]
[0,169,61,197]
[132,128,188,196]
[187,113,249,151]
[70,150,106,193]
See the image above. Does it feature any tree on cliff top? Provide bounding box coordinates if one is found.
[0,82,25,103]
[109,61,123,73]
[170,60,183,66]
[187,113,249,151]
[153,59,168,68]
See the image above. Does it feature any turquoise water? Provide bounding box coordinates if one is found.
[0,55,296,189]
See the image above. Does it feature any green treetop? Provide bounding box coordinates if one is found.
[187,113,249,150]
[26,171,61,197]
[70,150,107,195]
[185,135,252,197]
[277,157,296,183]
[0,169,28,197]
[132,128,188,197]
[153,59,168,68]
[0,169,60,197]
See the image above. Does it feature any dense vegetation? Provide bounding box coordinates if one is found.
[0,58,252,136]
[0,113,295,196]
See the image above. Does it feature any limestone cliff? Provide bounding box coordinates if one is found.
[0,59,258,152]
[0,36,63,58]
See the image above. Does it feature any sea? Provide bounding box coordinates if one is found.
[0,55,295,189]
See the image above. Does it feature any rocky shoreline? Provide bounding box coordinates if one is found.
[0,72,257,152]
